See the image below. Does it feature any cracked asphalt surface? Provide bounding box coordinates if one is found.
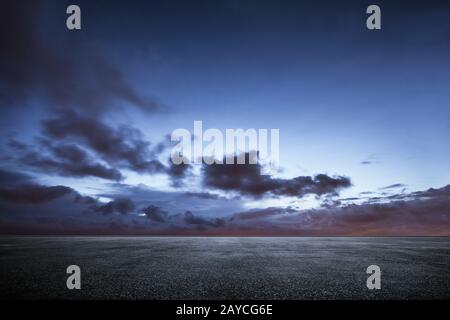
[0,237,449,299]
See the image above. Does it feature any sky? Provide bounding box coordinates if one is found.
[0,0,449,235]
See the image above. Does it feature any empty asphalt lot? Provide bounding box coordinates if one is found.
[0,236,449,299]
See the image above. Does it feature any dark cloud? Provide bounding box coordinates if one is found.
[8,110,194,183]
[17,140,124,181]
[92,198,136,215]
[166,157,192,188]
[152,134,174,155]
[203,152,351,198]
[8,110,169,180]
[315,190,449,235]
[43,110,166,174]
[411,185,450,199]
[8,110,200,184]
[1,176,448,236]
[0,169,80,204]
[7,139,27,151]
[184,211,225,228]
[141,205,169,223]
[233,207,296,220]
[229,185,450,236]
[0,168,32,187]
[0,169,135,214]
[183,192,222,200]
[357,185,448,203]
[380,183,406,190]
[320,198,342,208]
[0,1,165,114]
[74,194,97,206]
[99,183,244,219]
[339,197,360,201]
[1,2,174,183]
[360,154,381,166]
[0,184,74,204]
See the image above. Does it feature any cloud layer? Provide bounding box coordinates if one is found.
[1,167,448,236]
[203,153,351,198]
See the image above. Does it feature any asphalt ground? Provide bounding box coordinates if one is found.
[0,237,448,299]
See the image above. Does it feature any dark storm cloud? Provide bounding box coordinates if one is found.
[0,171,143,235]
[339,197,360,201]
[141,205,169,223]
[360,154,381,166]
[183,192,223,200]
[74,193,97,206]
[8,109,184,181]
[0,169,130,212]
[320,198,342,208]
[310,188,450,235]
[0,184,74,205]
[0,1,166,114]
[1,174,447,235]
[184,211,225,228]
[380,183,406,190]
[10,111,192,184]
[203,153,351,198]
[356,185,449,203]
[7,139,27,152]
[166,158,192,188]
[92,198,136,215]
[230,185,450,236]
[411,185,450,199]
[0,168,32,186]
[0,169,80,204]
[43,110,164,173]
[15,140,124,181]
[1,2,174,183]
[233,207,296,220]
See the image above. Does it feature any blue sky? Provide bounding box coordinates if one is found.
[76,0,450,192]
[0,0,449,235]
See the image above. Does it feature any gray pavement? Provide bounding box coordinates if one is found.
[0,236,449,299]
